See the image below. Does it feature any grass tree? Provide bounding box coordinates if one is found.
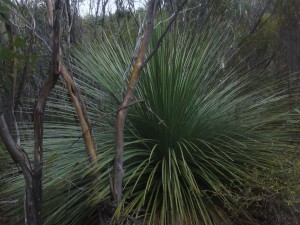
[1,6,298,225]
[72,23,296,224]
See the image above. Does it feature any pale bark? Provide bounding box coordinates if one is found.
[113,0,159,204]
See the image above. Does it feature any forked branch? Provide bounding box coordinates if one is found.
[113,0,188,206]
[113,0,158,205]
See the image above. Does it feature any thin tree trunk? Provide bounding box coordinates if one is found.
[0,115,37,225]
[113,0,159,205]
[113,0,188,206]
[0,3,20,144]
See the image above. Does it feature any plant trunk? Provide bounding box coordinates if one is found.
[24,174,42,225]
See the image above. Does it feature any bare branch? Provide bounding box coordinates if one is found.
[7,6,52,52]
[113,0,159,205]
[34,0,64,175]
[141,0,188,69]
[0,114,36,224]
[0,4,20,144]
[60,64,98,163]
[31,1,64,224]
[0,115,31,173]
[113,0,188,204]
[45,0,54,27]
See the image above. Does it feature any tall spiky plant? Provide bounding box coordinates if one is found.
[72,23,294,224]
[0,22,296,225]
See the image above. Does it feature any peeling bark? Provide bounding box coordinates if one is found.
[60,64,98,163]
[1,0,102,224]
[113,0,159,204]
[113,0,188,206]
[23,1,64,224]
